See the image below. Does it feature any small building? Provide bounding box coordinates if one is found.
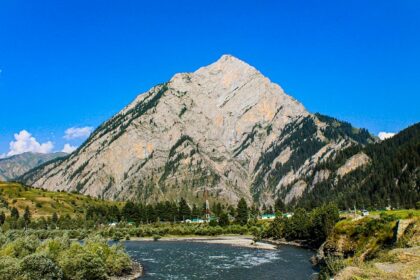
[283,213,293,218]
[260,214,276,220]
[185,218,205,224]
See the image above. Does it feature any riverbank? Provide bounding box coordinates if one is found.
[110,262,143,280]
[127,235,278,250]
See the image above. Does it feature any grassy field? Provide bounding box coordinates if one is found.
[0,182,122,218]
[369,209,420,219]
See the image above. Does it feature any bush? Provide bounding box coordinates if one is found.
[105,245,132,276]
[321,254,346,278]
[58,243,108,280]
[20,254,63,280]
[0,256,20,280]
[36,236,69,262]
[0,233,133,280]
[153,235,161,241]
[0,235,40,258]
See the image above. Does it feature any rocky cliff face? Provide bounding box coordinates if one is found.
[20,55,374,204]
[0,152,67,181]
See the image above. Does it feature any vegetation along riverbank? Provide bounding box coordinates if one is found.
[1,181,419,279]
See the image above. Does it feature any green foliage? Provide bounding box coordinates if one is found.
[315,113,374,145]
[265,204,340,247]
[236,198,249,226]
[178,197,191,221]
[59,243,108,280]
[218,212,229,227]
[209,219,218,227]
[252,117,325,200]
[0,212,5,225]
[0,233,133,280]
[320,254,346,279]
[299,122,420,209]
[153,235,161,241]
[20,254,63,280]
[23,206,31,228]
[11,207,19,220]
[0,256,20,280]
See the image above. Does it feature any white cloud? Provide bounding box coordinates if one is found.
[7,130,54,157]
[378,132,395,140]
[61,143,77,154]
[64,126,93,140]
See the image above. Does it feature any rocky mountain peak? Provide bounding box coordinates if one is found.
[20,56,375,206]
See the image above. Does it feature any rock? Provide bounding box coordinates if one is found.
[20,55,374,205]
[336,152,370,177]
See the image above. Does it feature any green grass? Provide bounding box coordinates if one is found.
[369,209,420,219]
[0,182,122,218]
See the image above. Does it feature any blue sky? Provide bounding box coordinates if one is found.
[0,0,419,156]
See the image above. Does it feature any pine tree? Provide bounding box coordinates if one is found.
[178,197,191,221]
[218,212,229,227]
[275,198,286,212]
[191,204,201,218]
[236,198,249,225]
[23,206,31,229]
[11,207,19,220]
[52,212,58,225]
[0,211,5,225]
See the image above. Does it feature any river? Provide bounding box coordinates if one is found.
[123,240,317,280]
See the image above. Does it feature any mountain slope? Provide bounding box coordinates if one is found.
[0,152,67,181]
[297,122,420,209]
[0,182,120,218]
[20,55,375,205]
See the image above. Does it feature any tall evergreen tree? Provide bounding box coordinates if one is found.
[0,211,5,225]
[23,206,31,229]
[178,197,191,221]
[11,207,19,220]
[218,212,229,227]
[52,212,58,224]
[275,198,286,212]
[236,198,249,225]
[191,204,201,218]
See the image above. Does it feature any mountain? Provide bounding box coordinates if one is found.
[20,55,375,205]
[296,122,420,209]
[0,152,67,181]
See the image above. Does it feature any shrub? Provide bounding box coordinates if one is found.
[58,243,108,280]
[36,236,69,262]
[20,254,63,280]
[105,245,132,276]
[0,235,40,258]
[0,256,20,280]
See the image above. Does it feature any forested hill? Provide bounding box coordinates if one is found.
[296,122,420,209]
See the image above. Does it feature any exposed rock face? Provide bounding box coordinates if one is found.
[0,152,66,181]
[336,152,370,177]
[20,55,374,204]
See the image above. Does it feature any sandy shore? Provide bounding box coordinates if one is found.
[126,235,278,250]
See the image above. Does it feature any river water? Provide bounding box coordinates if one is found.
[123,240,317,280]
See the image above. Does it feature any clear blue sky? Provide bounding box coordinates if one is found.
[0,0,419,155]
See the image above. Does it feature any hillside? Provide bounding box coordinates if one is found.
[296,122,420,209]
[20,55,375,205]
[321,215,420,279]
[0,182,121,218]
[0,152,67,181]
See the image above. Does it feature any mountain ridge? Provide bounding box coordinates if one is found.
[0,152,67,181]
[20,55,376,205]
